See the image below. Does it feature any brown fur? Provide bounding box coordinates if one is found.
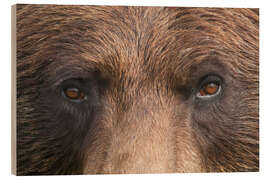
[16,5,259,175]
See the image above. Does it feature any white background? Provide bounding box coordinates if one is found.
[1,0,269,179]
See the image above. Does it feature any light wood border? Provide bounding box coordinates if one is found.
[11,4,17,175]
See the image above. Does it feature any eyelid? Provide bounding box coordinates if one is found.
[198,74,222,87]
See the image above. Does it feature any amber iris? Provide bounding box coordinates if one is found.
[64,87,85,100]
[199,83,219,96]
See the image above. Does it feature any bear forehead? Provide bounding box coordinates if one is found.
[18,6,257,84]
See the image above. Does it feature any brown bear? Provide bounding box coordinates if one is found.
[14,5,259,175]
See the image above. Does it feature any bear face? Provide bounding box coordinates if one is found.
[15,5,259,175]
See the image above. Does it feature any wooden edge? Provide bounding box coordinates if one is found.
[11,4,17,175]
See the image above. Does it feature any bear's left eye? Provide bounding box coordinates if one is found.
[198,82,220,96]
[196,75,222,98]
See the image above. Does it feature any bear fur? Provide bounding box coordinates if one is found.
[16,5,259,175]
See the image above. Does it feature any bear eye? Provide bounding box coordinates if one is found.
[63,87,86,101]
[196,75,222,98]
[198,82,220,96]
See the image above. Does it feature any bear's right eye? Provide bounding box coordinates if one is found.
[63,87,87,101]
[60,78,90,103]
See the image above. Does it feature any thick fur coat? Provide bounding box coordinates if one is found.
[16,5,259,175]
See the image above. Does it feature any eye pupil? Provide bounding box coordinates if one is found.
[64,87,85,100]
[199,83,219,96]
[205,83,218,94]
